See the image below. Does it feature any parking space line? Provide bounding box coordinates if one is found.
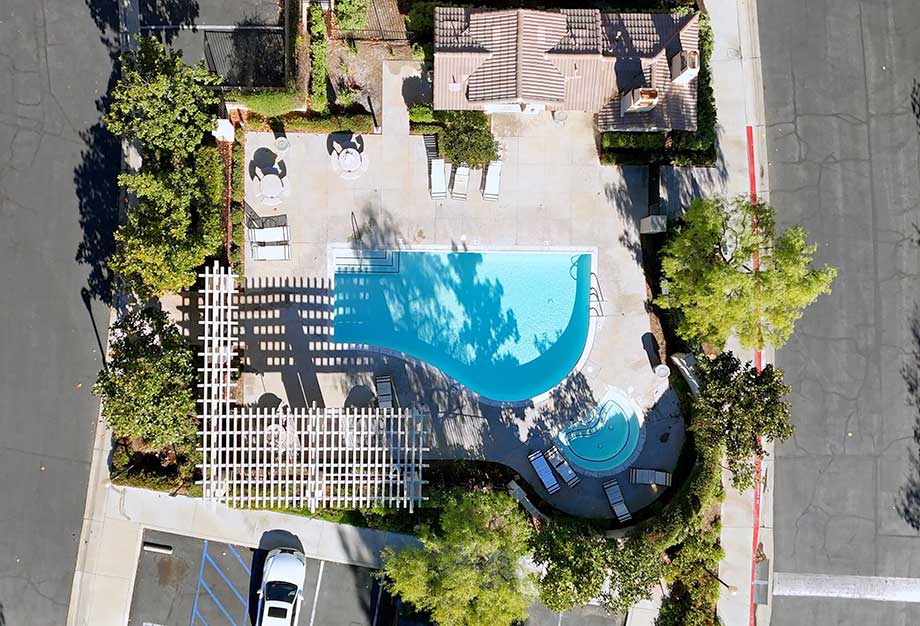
[190,540,210,626]
[204,552,249,608]
[308,561,325,626]
[225,544,251,576]
[200,579,240,626]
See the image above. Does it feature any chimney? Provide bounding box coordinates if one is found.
[670,50,700,85]
[620,87,660,115]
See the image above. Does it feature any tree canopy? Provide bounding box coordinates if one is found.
[692,351,794,490]
[602,536,668,615]
[381,491,535,626]
[106,36,220,163]
[434,111,499,168]
[656,197,836,350]
[93,308,197,449]
[531,517,611,612]
[111,146,224,298]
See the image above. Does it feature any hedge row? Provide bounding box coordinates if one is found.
[309,4,329,113]
[246,112,374,134]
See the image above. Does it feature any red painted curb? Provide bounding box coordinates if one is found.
[747,125,763,626]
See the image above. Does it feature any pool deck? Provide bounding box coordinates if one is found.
[234,60,684,520]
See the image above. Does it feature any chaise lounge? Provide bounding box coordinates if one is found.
[603,478,632,523]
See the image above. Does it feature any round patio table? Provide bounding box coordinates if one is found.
[260,173,283,198]
[339,148,362,174]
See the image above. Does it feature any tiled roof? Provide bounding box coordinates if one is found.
[433,8,700,131]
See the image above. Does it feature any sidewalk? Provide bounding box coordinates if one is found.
[67,412,419,626]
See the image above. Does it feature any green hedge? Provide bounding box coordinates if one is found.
[600,149,661,166]
[409,122,443,135]
[247,112,374,134]
[602,132,666,151]
[231,89,305,117]
[409,102,435,123]
[629,438,723,553]
[309,4,329,113]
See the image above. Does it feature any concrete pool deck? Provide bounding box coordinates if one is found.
[232,60,684,519]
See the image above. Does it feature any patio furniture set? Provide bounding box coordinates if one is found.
[528,447,673,523]
[430,159,503,201]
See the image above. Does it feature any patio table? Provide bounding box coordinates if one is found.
[261,173,283,198]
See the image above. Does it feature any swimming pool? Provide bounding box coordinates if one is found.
[557,388,644,475]
[333,250,592,402]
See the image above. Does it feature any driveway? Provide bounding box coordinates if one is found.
[0,0,117,624]
[759,0,920,623]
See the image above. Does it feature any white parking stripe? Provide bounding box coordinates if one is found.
[308,561,325,626]
[773,572,920,602]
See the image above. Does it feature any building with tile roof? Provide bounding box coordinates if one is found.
[432,7,700,132]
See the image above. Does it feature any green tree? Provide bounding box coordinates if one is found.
[657,518,724,626]
[334,0,368,31]
[656,197,836,350]
[434,111,499,168]
[602,537,667,615]
[692,351,793,490]
[93,308,197,449]
[531,517,612,612]
[381,491,535,626]
[106,36,220,163]
[111,146,224,298]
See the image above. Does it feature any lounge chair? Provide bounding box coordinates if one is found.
[430,158,447,199]
[602,478,632,523]
[451,166,470,200]
[250,242,291,261]
[482,161,502,201]
[629,468,672,487]
[248,225,290,244]
[545,446,580,487]
[528,450,560,495]
[375,375,396,409]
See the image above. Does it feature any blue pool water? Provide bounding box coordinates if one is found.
[333,251,592,401]
[557,388,643,474]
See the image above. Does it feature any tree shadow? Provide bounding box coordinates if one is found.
[224,15,286,87]
[897,306,920,529]
[75,0,123,307]
[139,0,200,31]
[401,73,432,107]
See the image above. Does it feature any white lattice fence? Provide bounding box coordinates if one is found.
[200,406,427,511]
[196,263,427,512]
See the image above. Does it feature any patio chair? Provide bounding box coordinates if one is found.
[451,166,470,200]
[375,375,397,409]
[545,446,580,487]
[602,478,632,523]
[250,242,291,261]
[430,158,447,199]
[528,450,560,495]
[248,225,290,244]
[482,161,502,201]
[629,468,672,487]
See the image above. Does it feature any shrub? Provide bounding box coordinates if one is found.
[408,102,435,123]
[602,132,666,151]
[406,1,438,40]
[246,112,374,134]
[106,36,220,164]
[600,149,660,166]
[111,145,225,298]
[434,110,498,167]
[309,4,329,113]
[409,122,443,135]
[231,88,305,117]
[335,0,368,31]
[93,308,198,450]
[531,517,612,612]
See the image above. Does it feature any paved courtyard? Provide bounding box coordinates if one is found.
[234,61,684,519]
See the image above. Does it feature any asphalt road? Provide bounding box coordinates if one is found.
[758,0,920,624]
[0,0,118,624]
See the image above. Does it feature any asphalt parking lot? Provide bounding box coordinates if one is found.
[127,530,394,626]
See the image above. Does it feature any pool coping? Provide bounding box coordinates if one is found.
[325,242,600,408]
